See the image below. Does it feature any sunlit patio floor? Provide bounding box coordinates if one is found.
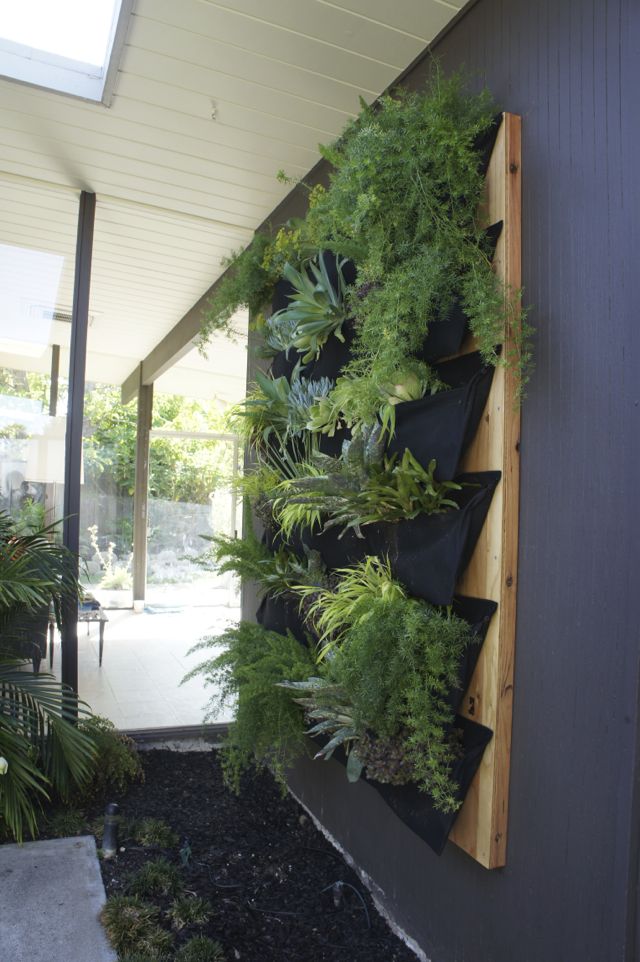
[51,589,239,731]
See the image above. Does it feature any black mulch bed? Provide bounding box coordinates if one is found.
[91,748,418,962]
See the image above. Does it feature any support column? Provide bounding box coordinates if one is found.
[132,376,153,609]
[62,191,95,694]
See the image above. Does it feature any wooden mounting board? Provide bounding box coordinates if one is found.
[448,113,522,868]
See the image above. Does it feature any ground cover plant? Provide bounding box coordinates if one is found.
[30,748,418,962]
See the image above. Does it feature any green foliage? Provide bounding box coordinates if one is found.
[202,521,327,602]
[232,369,333,448]
[327,593,473,811]
[76,716,143,799]
[272,432,461,539]
[83,384,231,505]
[277,676,360,771]
[175,936,226,962]
[46,806,86,837]
[127,857,184,898]
[183,622,315,790]
[291,556,406,658]
[130,817,179,849]
[0,513,96,842]
[200,232,273,343]
[100,895,173,958]
[167,895,213,930]
[268,254,350,363]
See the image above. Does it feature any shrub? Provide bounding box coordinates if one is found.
[46,807,86,838]
[100,894,173,957]
[0,512,96,841]
[127,857,184,898]
[77,716,143,799]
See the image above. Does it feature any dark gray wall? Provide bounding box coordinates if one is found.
[247,1,640,959]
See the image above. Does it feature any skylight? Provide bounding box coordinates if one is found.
[0,0,129,104]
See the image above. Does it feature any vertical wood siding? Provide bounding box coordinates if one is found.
[253,1,640,958]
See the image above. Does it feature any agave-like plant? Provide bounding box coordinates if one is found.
[277,676,363,781]
[0,512,96,841]
[231,369,334,449]
[269,253,351,363]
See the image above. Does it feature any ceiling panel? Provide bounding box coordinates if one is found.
[0,0,458,404]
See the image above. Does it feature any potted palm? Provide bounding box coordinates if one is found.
[0,511,95,840]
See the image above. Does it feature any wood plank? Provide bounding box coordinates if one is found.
[448,113,521,868]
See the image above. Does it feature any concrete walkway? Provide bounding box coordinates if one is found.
[0,836,116,962]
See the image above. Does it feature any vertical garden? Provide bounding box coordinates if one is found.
[191,71,531,855]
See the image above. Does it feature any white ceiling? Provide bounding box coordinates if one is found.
[0,0,462,404]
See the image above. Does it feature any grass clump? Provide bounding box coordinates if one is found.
[176,936,226,962]
[100,894,173,957]
[167,895,213,930]
[131,817,179,849]
[127,856,184,898]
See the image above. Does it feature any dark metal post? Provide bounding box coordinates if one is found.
[132,378,153,607]
[61,191,96,693]
[49,344,60,416]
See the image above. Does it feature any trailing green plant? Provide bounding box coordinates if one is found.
[199,233,274,344]
[183,622,315,790]
[175,936,226,962]
[127,857,184,898]
[302,69,531,397]
[100,894,173,958]
[75,716,143,799]
[325,593,474,811]
[167,895,213,931]
[272,430,461,539]
[268,253,351,363]
[202,521,327,602]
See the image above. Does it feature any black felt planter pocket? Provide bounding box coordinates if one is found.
[372,717,493,855]
[305,322,355,382]
[269,349,300,381]
[386,351,494,481]
[420,220,503,363]
[447,596,498,715]
[318,250,357,290]
[271,277,295,315]
[317,427,350,458]
[366,471,501,606]
[304,525,369,572]
[267,523,368,573]
[474,112,503,177]
[256,594,309,645]
[420,299,469,363]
